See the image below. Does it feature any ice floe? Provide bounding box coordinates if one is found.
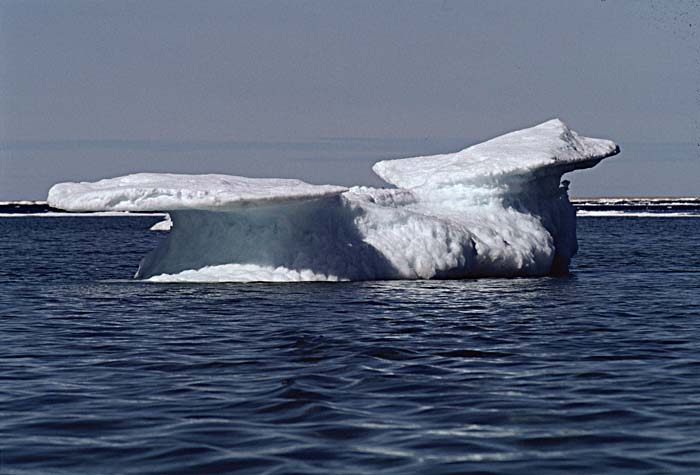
[48,119,619,281]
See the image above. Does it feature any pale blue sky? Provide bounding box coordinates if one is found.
[1,0,698,198]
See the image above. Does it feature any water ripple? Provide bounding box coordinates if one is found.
[1,217,699,474]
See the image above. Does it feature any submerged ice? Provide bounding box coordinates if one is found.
[48,119,619,282]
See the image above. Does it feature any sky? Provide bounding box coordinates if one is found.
[1,0,698,199]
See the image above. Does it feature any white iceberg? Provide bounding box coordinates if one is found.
[48,119,619,282]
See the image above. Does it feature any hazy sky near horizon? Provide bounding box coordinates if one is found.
[1,0,698,199]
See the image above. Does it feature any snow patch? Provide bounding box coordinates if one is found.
[150,215,172,231]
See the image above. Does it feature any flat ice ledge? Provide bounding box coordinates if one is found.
[372,119,619,189]
[48,173,348,212]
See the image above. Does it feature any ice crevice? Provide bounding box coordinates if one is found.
[47,119,619,282]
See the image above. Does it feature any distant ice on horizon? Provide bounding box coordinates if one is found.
[48,119,620,282]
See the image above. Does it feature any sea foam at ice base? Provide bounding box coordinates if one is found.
[48,119,619,282]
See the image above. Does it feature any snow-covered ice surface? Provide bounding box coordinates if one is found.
[48,119,619,282]
[0,211,166,218]
[372,119,616,190]
[48,174,348,212]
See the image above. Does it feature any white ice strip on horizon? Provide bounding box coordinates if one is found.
[577,211,700,218]
[0,200,49,206]
[572,197,700,206]
[0,212,167,218]
[47,119,620,282]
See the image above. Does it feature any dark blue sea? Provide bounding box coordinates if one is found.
[1,214,699,474]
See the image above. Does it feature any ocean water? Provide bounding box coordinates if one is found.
[1,215,699,474]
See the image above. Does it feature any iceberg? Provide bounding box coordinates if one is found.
[48,119,619,282]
